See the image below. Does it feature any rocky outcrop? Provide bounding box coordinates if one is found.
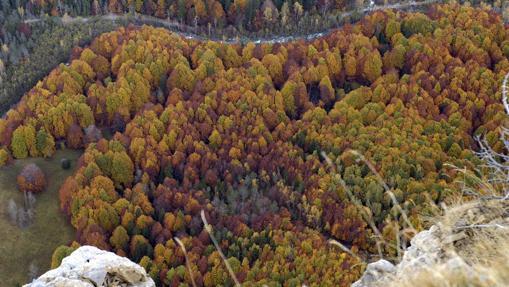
[351,259,395,287]
[352,225,451,287]
[24,246,155,287]
[352,199,509,287]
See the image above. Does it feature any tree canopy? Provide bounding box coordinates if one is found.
[1,4,508,286]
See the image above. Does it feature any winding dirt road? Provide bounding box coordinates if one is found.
[23,0,439,44]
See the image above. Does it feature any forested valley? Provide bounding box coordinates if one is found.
[1,1,509,286]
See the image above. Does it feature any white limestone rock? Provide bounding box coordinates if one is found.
[351,260,395,287]
[24,246,155,287]
[351,225,445,287]
[395,225,443,276]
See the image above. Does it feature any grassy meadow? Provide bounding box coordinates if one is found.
[0,149,81,286]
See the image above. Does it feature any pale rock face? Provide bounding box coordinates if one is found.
[395,225,442,276]
[351,225,447,287]
[24,246,155,287]
[352,198,508,287]
[351,260,395,287]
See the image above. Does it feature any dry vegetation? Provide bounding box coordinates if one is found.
[367,111,509,287]
[385,198,509,287]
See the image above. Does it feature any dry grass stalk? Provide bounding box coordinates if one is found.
[321,150,419,261]
[321,151,386,260]
[174,237,198,287]
[388,198,509,287]
[501,71,509,115]
[348,150,416,232]
[200,210,241,287]
[328,239,363,261]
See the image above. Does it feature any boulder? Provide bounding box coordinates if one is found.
[61,158,71,170]
[351,260,395,287]
[395,225,442,276]
[24,246,155,287]
[352,225,444,287]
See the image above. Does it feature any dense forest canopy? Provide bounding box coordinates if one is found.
[1,0,360,31]
[1,3,509,286]
[0,0,404,114]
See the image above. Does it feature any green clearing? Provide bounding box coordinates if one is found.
[0,149,81,286]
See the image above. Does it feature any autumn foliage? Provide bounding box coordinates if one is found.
[1,4,508,286]
[16,0,353,32]
[17,163,47,193]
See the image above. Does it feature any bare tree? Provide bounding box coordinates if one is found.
[321,0,331,17]
[17,207,30,228]
[27,261,39,282]
[7,199,18,225]
[472,71,509,199]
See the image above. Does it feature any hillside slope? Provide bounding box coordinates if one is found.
[1,3,508,286]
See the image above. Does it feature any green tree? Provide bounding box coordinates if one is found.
[11,126,28,159]
[110,226,130,251]
[363,51,382,83]
[319,76,334,105]
[168,63,196,92]
[401,14,434,37]
[130,235,153,262]
[111,151,134,187]
[0,148,9,166]
[385,19,401,39]
[36,128,56,158]
[281,80,297,118]
[209,129,222,149]
[51,244,79,268]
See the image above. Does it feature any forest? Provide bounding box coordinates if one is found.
[2,0,362,32]
[1,2,509,286]
[1,0,374,114]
